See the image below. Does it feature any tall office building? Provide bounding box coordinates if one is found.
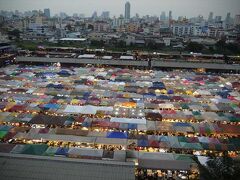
[44,8,50,18]
[208,12,213,22]
[125,2,131,20]
[101,11,110,19]
[160,11,166,21]
[234,15,240,26]
[215,16,222,22]
[92,11,98,19]
[169,11,172,21]
[225,12,231,24]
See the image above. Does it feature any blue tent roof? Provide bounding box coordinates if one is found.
[42,72,56,76]
[58,70,70,74]
[44,104,60,109]
[64,120,73,126]
[46,84,64,89]
[128,123,138,130]
[137,139,149,147]
[0,125,13,131]
[174,122,191,127]
[157,95,170,100]
[167,89,174,94]
[106,131,128,139]
[55,84,64,89]
[217,91,229,99]
[159,135,169,142]
[152,82,165,89]
[82,121,92,127]
[46,83,54,88]
[55,147,68,156]
[144,93,156,98]
[83,92,91,97]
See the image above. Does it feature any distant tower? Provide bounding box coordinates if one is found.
[208,12,213,23]
[44,8,50,18]
[125,2,131,20]
[160,11,166,21]
[168,10,172,27]
[92,11,98,19]
[225,12,231,24]
[234,15,240,26]
[168,11,172,21]
[215,16,222,22]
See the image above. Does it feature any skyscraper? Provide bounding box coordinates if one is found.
[208,12,213,22]
[101,11,110,19]
[215,16,222,22]
[225,12,231,24]
[234,15,240,26]
[44,8,50,18]
[125,2,130,20]
[92,11,98,19]
[160,11,166,21]
[168,11,172,21]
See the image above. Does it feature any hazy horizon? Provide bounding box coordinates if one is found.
[0,0,240,18]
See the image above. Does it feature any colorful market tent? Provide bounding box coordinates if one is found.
[107,131,128,139]
[21,144,48,155]
[43,146,58,156]
[55,147,69,156]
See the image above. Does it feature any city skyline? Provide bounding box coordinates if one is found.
[0,0,240,18]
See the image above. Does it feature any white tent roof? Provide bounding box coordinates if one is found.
[158,103,174,109]
[102,56,112,60]
[110,117,146,124]
[64,105,113,114]
[120,56,134,60]
[78,54,95,58]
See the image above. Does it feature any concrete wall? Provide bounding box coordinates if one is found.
[16,56,149,67]
[151,60,240,70]
[0,153,135,180]
[16,56,240,71]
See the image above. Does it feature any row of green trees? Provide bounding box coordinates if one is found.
[185,40,240,55]
[192,153,240,180]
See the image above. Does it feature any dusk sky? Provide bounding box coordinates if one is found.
[0,0,240,18]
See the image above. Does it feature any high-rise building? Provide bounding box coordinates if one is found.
[160,11,166,21]
[73,13,78,18]
[125,2,130,20]
[225,12,231,24]
[101,11,110,19]
[234,15,240,26]
[168,10,172,27]
[208,12,213,22]
[215,16,222,22]
[168,11,172,21]
[79,14,85,18]
[44,8,50,18]
[92,11,98,19]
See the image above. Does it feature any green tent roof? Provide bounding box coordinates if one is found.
[180,103,189,109]
[0,131,8,139]
[21,144,49,155]
[178,136,188,142]
[43,146,58,156]
[174,154,194,163]
[180,142,203,150]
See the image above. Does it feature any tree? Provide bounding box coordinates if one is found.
[216,39,227,52]
[8,29,21,39]
[116,40,126,48]
[65,24,72,31]
[185,42,204,52]
[192,153,240,180]
[90,40,104,47]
